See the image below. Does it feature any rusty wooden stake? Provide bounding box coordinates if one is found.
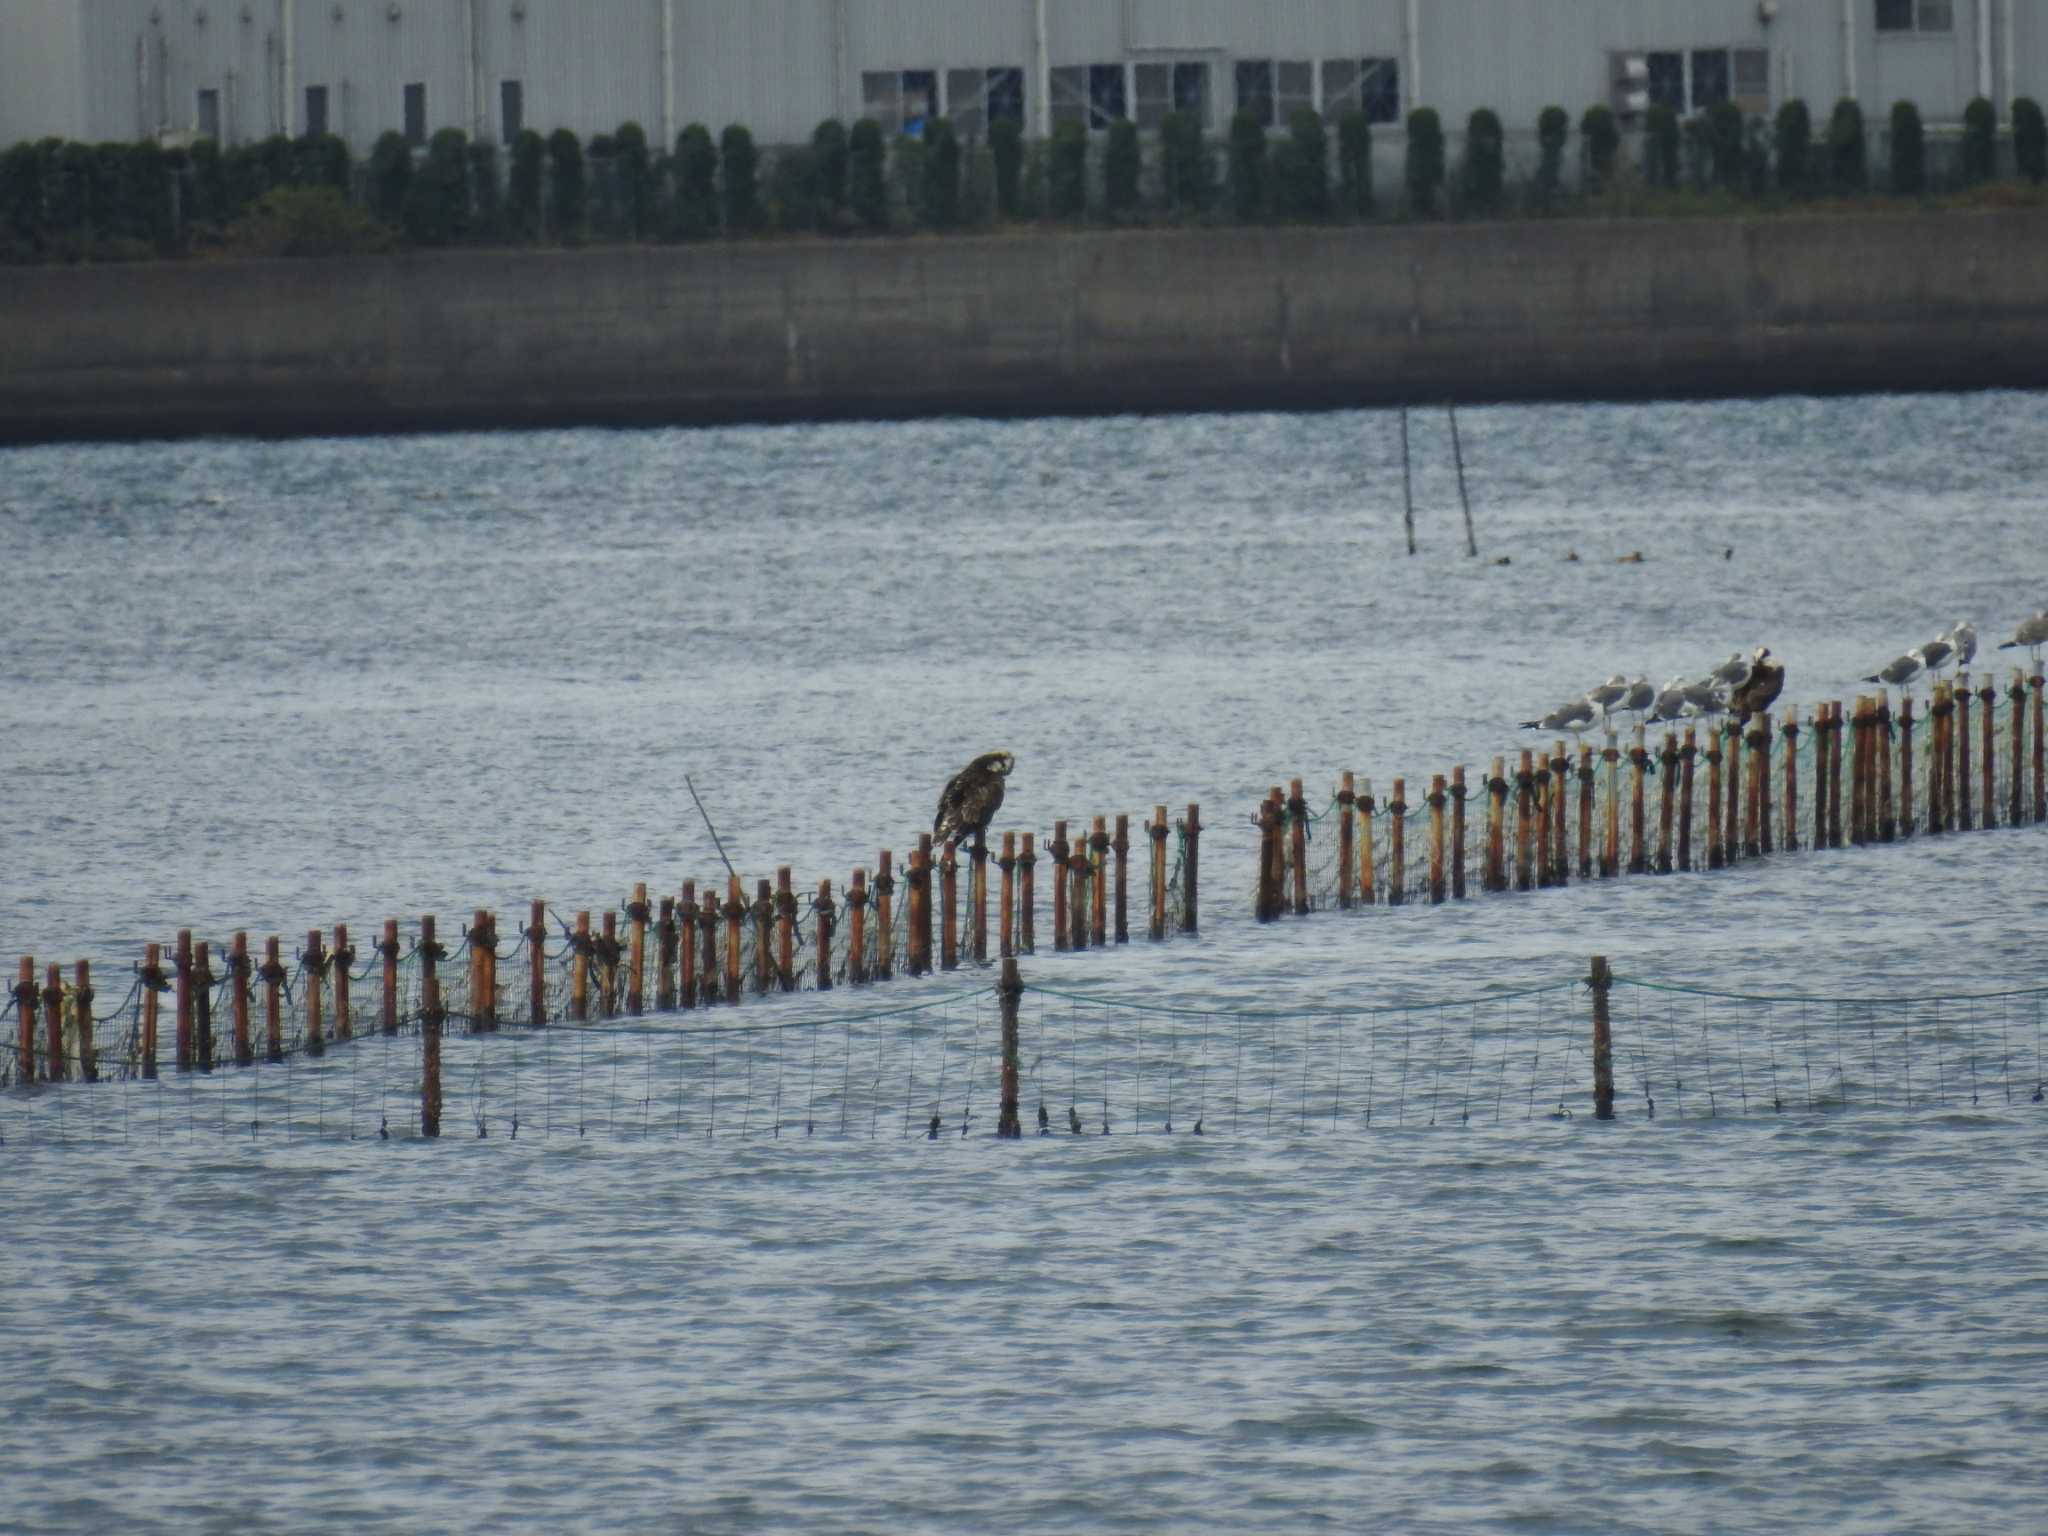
[1069,825,1090,951]
[174,929,193,1073]
[1706,729,1724,870]
[754,878,776,994]
[1388,778,1408,906]
[1534,756,1552,889]
[1743,717,1763,857]
[380,918,400,1034]
[1590,955,1614,1121]
[849,868,870,984]
[1625,728,1647,873]
[815,880,835,990]
[655,896,676,1011]
[696,887,717,1006]
[997,957,1023,1138]
[999,834,1017,958]
[876,852,897,978]
[1148,810,1168,941]
[1897,700,1915,840]
[1258,791,1282,923]
[1957,675,1974,831]
[2011,673,2028,826]
[1483,760,1505,893]
[43,961,64,1083]
[1601,733,1620,879]
[1656,731,1676,873]
[1722,721,1742,866]
[1514,750,1534,892]
[1450,766,1468,900]
[231,931,253,1066]
[1285,787,1308,918]
[138,946,161,1079]
[73,960,95,1083]
[1550,743,1570,885]
[1678,729,1697,872]
[1780,716,1799,852]
[599,910,620,1017]
[1014,838,1032,955]
[1337,774,1356,909]
[334,922,353,1041]
[1112,814,1129,944]
[1810,704,1829,849]
[1576,746,1595,880]
[1827,701,1845,849]
[2034,675,2046,825]
[571,910,591,1020]
[1428,773,1447,904]
[774,867,795,991]
[1979,678,1996,829]
[1849,700,1866,847]
[527,902,546,1025]
[941,838,961,970]
[1179,805,1201,933]
[972,838,990,961]
[1050,822,1069,950]
[1358,780,1377,905]
[724,874,744,1004]
[627,882,648,1015]
[263,936,283,1063]
[420,914,442,1140]
[192,943,214,1073]
[14,956,35,1084]
[1877,698,1896,843]
[678,883,698,1006]
[304,929,325,1056]
[1090,816,1111,942]
[909,839,933,976]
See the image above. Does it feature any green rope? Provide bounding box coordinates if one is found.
[1021,978,1579,1021]
[1611,974,2048,1008]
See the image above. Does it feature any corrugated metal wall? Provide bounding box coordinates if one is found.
[8,0,2041,153]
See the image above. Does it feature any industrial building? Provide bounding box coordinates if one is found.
[1,0,2040,156]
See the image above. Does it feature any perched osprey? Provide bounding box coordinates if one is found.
[933,751,1014,851]
[1729,646,1785,722]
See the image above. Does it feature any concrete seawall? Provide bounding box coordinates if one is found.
[3,212,2045,443]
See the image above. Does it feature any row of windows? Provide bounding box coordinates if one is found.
[1643,47,1771,115]
[864,57,1400,140]
[1876,0,1953,32]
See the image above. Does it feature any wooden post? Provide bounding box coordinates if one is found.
[1656,731,1677,873]
[262,936,283,1063]
[1827,701,1845,849]
[627,882,648,1015]
[1722,721,1742,865]
[942,838,961,970]
[527,902,546,1025]
[382,918,401,1034]
[1851,699,1868,846]
[571,910,590,1020]
[231,931,253,1066]
[1897,700,1916,840]
[2034,675,2046,825]
[909,839,932,976]
[1938,682,1956,834]
[1877,698,1896,843]
[420,915,442,1140]
[44,963,64,1084]
[1601,732,1620,879]
[174,929,193,1073]
[1179,805,1201,934]
[1979,679,1996,829]
[1285,788,1308,918]
[751,877,770,995]
[13,957,34,1084]
[997,956,1023,1139]
[304,929,325,1056]
[724,874,744,1004]
[139,946,162,1079]
[481,912,498,1029]
[1923,685,1942,836]
[999,835,1017,957]
[466,909,486,1028]
[1576,746,1595,880]
[1590,955,1614,1121]
[775,868,795,991]
[848,868,870,984]
[699,890,719,1007]
[1050,821,1069,950]
[1809,704,1829,849]
[72,960,95,1083]
[2010,673,2027,826]
[599,910,620,1017]
[1957,675,1974,831]
[1012,839,1030,955]
[1428,774,1447,904]
[1678,729,1697,872]
[1514,750,1534,892]
[1358,780,1378,905]
[191,943,213,1074]
[475,911,500,1026]
[1258,791,1282,923]
[1388,778,1408,906]
[1780,717,1799,852]
[814,880,835,991]
[1484,759,1506,894]
[1743,717,1763,856]
[1756,715,1774,855]
[972,837,990,961]
[1706,728,1724,870]
[1450,766,1468,900]
[1068,824,1089,951]
[334,922,353,1041]
[876,852,897,978]
[1147,810,1168,941]
[1628,727,1649,874]
[677,883,698,1006]
[1550,744,1570,885]
[655,896,676,1011]
[1337,774,1356,909]
[1112,814,1129,944]
[1534,757,1553,888]
[1089,816,1110,943]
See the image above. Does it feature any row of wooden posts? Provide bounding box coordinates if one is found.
[1257,674,2047,916]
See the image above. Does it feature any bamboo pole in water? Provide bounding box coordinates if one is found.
[1148,810,1167,941]
[1180,805,1201,933]
[2033,674,2045,824]
[942,838,960,971]
[43,961,63,1083]
[1534,758,1551,889]
[626,884,647,1015]
[1629,727,1648,875]
[1284,789,1307,918]
[527,903,545,1026]
[1827,702,1845,849]
[141,946,163,1078]
[1706,729,1724,870]
[191,942,212,1073]
[1957,676,1974,831]
[304,929,325,1056]
[1852,698,1870,846]
[905,842,929,976]
[1259,791,1283,923]
[973,837,990,961]
[1549,743,1569,886]
[772,868,793,991]
[73,959,95,1083]
[2010,673,2027,826]
[174,929,192,1073]
[699,886,720,1004]
[1979,679,1996,829]
[1755,714,1773,855]
[1808,705,1828,849]
[14,957,35,1083]
[1050,822,1069,950]
[678,883,697,1006]
[1513,750,1534,892]
[1780,717,1799,853]
[1016,837,1034,954]
[334,922,354,1041]
[601,911,622,1017]
[1091,816,1111,943]
[1484,760,1506,894]
[479,911,499,1030]
[1897,701,1915,840]
[876,852,897,978]
[1112,814,1129,944]
[997,957,1023,1139]
[655,896,675,1011]
[1451,766,1468,900]
[749,880,772,995]
[233,931,253,1066]
[723,875,743,1004]
[571,911,591,1020]
[1358,781,1377,906]
[1388,778,1408,906]
[420,915,442,1140]
[263,936,283,1063]
[815,880,834,991]
[1337,774,1355,909]
[848,868,869,984]
[1722,721,1742,866]
[1678,730,1697,872]
[1429,774,1447,905]
[1576,746,1594,881]
[1601,732,1620,879]
[1656,731,1676,873]
[1877,698,1895,843]
[1069,825,1089,952]
[1590,956,1614,1121]
[999,834,1016,958]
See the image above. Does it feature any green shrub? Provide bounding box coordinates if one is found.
[1162,111,1210,214]
[1282,109,1329,219]
[989,116,1023,217]
[467,141,500,240]
[403,127,469,244]
[1961,96,1996,185]
[811,119,849,222]
[296,132,351,194]
[672,123,718,237]
[1707,102,1746,193]
[1336,110,1372,216]
[1580,105,1619,190]
[849,118,888,229]
[189,136,228,226]
[1227,112,1266,220]
[1404,106,1444,216]
[547,128,585,237]
[1827,98,1866,192]
[0,141,42,252]
[1104,118,1140,217]
[1049,118,1087,219]
[1462,107,1504,213]
[920,119,961,227]
[2016,99,2047,183]
[720,124,758,230]
[766,144,816,231]
[1644,104,1680,189]
[586,133,620,237]
[1774,99,1812,197]
[507,128,544,239]
[226,184,392,257]
[1888,100,1924,195]
[614,121,653,236]
[1533,106,1568,207]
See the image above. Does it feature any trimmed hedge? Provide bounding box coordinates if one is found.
[1889,100,1924,196]
[1404,106,1444,216]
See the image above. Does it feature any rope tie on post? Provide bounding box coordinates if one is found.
[623,899,651,925]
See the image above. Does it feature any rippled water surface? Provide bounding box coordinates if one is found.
[4,394,2048,1532]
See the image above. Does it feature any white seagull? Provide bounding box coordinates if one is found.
[1521,698,1598,737]
[1864,649,1924,688]
[1996,610,2048,663]
[1706,653,1749,688]
[1944,619,1977,669]
[1585,674,1630,720]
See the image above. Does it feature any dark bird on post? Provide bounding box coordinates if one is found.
[934,751,1015,855]
[1729,646,1785,722]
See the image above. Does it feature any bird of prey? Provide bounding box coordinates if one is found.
[1996,610,2048,662]
[1864,649,1925,688]
[1944,619,1977,668]
[933,751,1014,853]
[1729,646,1785,721]
[1067,1104,1083,1135]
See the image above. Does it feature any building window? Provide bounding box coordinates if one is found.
[1134,61,1208,129]
[1646,52,1685,111]
[1235,60,1273,126]
[944,67,1023,140]
[1235,59,1313,129]
[1732,48,1770,111]
[1636,48,1771,115]
[197,87,220,140]
[862,68,937,136]
[1049,64,1126,130]
[1877,0,1953,31]
[1689,49,1730,109]
[304,84,328,138]
[500,78,523,142]
[403,81,426,145]
[1322,58,1399,124]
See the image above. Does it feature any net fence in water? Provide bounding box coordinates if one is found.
[5,971,2043,1147]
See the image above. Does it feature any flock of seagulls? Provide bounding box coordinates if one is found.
[1521,647,1784,737]
[1518,611,2048,743]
